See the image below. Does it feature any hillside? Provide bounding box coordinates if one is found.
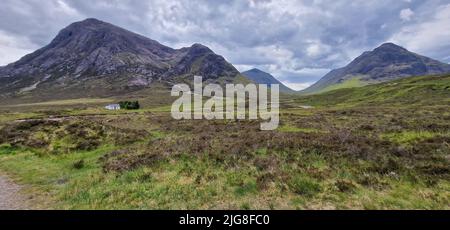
[302,43,450,94]
[294,74,450,107]
[241,68,295,93]
[0,18,241,101]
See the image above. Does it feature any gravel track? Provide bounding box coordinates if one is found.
[0,175,28,210]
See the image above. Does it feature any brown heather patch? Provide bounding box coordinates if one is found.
[99,110,449,184]
[0,118,149,154]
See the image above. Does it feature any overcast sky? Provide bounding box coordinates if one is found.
[1,0,450,90]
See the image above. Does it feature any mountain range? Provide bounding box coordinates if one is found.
[0,18,242,99]
[301,43,450,94]
[1,18,449,100]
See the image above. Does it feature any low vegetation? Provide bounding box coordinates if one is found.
[315,77,368,94]
[0,75,449,209]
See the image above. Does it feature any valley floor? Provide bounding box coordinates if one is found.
[0,76,449,209]
[0,103,448,210]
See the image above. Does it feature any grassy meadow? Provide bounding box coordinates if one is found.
[0,75,449,209]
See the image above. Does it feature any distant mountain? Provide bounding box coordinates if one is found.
[0,18,241,99]
[302,43,450,94]
[241,68,295,93]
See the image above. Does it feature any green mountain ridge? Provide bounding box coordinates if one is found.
[294,74,450,107]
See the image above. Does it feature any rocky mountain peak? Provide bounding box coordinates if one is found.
[246,68,264,74]
[302,42,450,94]
[375,42,408,52]
[0,18,241,99]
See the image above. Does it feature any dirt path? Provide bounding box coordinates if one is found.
[0,175,29,210]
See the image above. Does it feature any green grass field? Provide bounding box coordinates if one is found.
[0,75,449,209]
[294,74,450,107]
[315,77,368,94]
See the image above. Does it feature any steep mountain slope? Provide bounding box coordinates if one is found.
[302,43,450,94]
[241,68,295,93]
[295,74,450,107]
[0,18,240,100]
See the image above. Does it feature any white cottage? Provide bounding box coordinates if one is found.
[105,104,121,110]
